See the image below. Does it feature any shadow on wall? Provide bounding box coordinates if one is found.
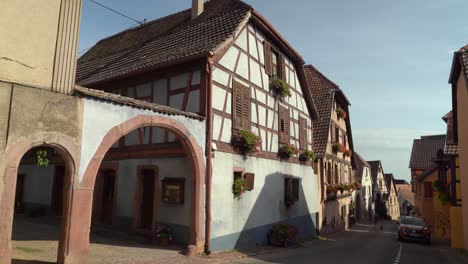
[212,172,316,251]
[320,200,346,236]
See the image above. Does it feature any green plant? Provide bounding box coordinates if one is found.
[344,149,353,157]
[336,108,347,119]
[332,143,346,153]
[432,181,449,205]
[36,150,49,167]
[272,77,291,98]
[299,149,316,162]
[231,130,262,154]
[233,177,247,200]
[439,192,449,205]
[155,224,173,241]
[279,144,300,158]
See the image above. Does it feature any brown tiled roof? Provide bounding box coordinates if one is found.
[354,152,370,180]
[368,160,382,183]
[443,111,458,155]
[303,65,340,158]
[73,86,204,120]
[408,135,446,170]
[76,0,251,86]
[396,184,414,206]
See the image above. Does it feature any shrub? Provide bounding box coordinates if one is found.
[233,177,247,200]
[272,78,292,98]
[231,130,262,154]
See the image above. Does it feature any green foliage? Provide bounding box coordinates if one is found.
[439,192,449,206]
[336,108,347,119]
[299,149,316,162]
[232,130,262,154]
[272,78,292,98]
[36,150,49,167]
[233,177,247,200]
[279,144,299,158]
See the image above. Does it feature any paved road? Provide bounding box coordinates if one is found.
[221,221,468,264]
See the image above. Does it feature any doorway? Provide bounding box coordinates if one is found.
[51,165,65,215]
[93,169,117,225]
[134,166,158,231]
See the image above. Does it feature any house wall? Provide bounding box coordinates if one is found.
[456,69,468,250]
[451,156,464,248]
[210,152,317,251]
[212,23,312,153]
[17,164,56,208]
[387,182,400,220]
[100,157,192,244]
[358,167,373,220]
[0,0,81,93]
[433,190,451,240]
[0,82,84,200]
[414,171,437,227]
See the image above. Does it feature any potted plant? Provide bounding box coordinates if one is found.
[267,223,299,247]
[271,77,292,98]
[279,144,300,159]
[299,149,316,162]
[344,149,353,157]
[155,224,173,246]
[332,143,346,153]
[231,130,262,154]
[233,177,247,200]
[336,108,347,119]
[36,149,49,167]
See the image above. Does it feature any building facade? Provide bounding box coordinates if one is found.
[354,152,374,221]
[368,161,388,218]
[303,65,355,235]
[384,174,400,220]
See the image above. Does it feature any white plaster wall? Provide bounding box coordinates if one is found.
[102,157,191,226]
[18,164,55,206]
[210,152,318,238]
[79,98,206,182]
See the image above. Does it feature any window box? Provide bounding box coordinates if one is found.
[231,130,262,155]
[279,144,299,160]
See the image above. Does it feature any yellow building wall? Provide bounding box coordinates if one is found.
[456,70,468,251]
[433,191,451,241]
[451,206,464,248]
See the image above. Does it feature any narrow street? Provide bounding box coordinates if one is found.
[221,221,468,264]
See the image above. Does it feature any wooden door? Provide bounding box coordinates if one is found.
[92,169,117,225]
[51,165,65,215]
[15,174,26,213]
[140,170,156,230]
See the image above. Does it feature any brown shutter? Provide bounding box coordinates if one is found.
[280,56,286,81]
[292,179,300,201]
[264,41,272,76]
[245,173,255,191]
[242,85,251,130]
[232,81,243,130]
[278,105,290,144]
[299,117,307,150]
[331,123,336,142]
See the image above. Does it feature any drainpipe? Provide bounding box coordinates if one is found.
[204,57,213,255]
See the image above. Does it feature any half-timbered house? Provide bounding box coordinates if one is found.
[75,0,319,252]
[303,65,355,235]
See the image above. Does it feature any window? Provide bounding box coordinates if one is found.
[284,177,300,206]
[278,105,290,144]
[232,81,251,131]
[264,41,285,80]
[299,117,307,150]
[424,182,433,198]
[161,178,185,204]
[233,170,254,191]
[331,123,336,142]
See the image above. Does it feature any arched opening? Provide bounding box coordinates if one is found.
[10,145,74,263]
[78,115,205,261]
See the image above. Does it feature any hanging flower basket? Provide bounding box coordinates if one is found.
[278,144,299,159]
[36,150,49,167]
[332,143,346,153]
[231,130,262,154]
[233,177,247,200]
[336,108,347,119]
[344,149,353,157]
[271,77,292,98]
[299,149,316,162]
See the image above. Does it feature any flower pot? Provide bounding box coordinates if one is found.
[159,237,169,246]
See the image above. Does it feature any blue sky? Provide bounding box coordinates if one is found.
[78,0,467,182]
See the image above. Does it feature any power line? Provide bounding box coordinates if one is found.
[87,0,146,25]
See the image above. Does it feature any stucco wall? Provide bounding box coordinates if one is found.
[456,70,468,250]
[17,164,56,207]
[210,152,317,251]
[79,98,206,183]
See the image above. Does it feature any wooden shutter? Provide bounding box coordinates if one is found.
[280,56,286,81]
[278,105,290,144]
[299,117,307,150]
[292,179,300,201]
[331,123,336,142]
[264,41,272,76]
[232,81,250,131]
[241,85,251,130]
[245,173,255,191]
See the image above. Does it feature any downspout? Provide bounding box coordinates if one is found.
[204,57,213,255]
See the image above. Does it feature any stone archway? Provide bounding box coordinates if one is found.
[74,115,205,263]
[0,132,80,264]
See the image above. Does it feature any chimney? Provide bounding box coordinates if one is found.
[192,0,204,20]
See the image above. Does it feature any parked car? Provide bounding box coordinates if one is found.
[397,216,431,244]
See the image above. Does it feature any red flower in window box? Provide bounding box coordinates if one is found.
[344,149,353,157]
[231,130,262,155]
[279,144,300,159]
[332,143,346,153]
[336,108,347,119]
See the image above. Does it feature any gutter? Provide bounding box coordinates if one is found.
[204,57,213,255]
